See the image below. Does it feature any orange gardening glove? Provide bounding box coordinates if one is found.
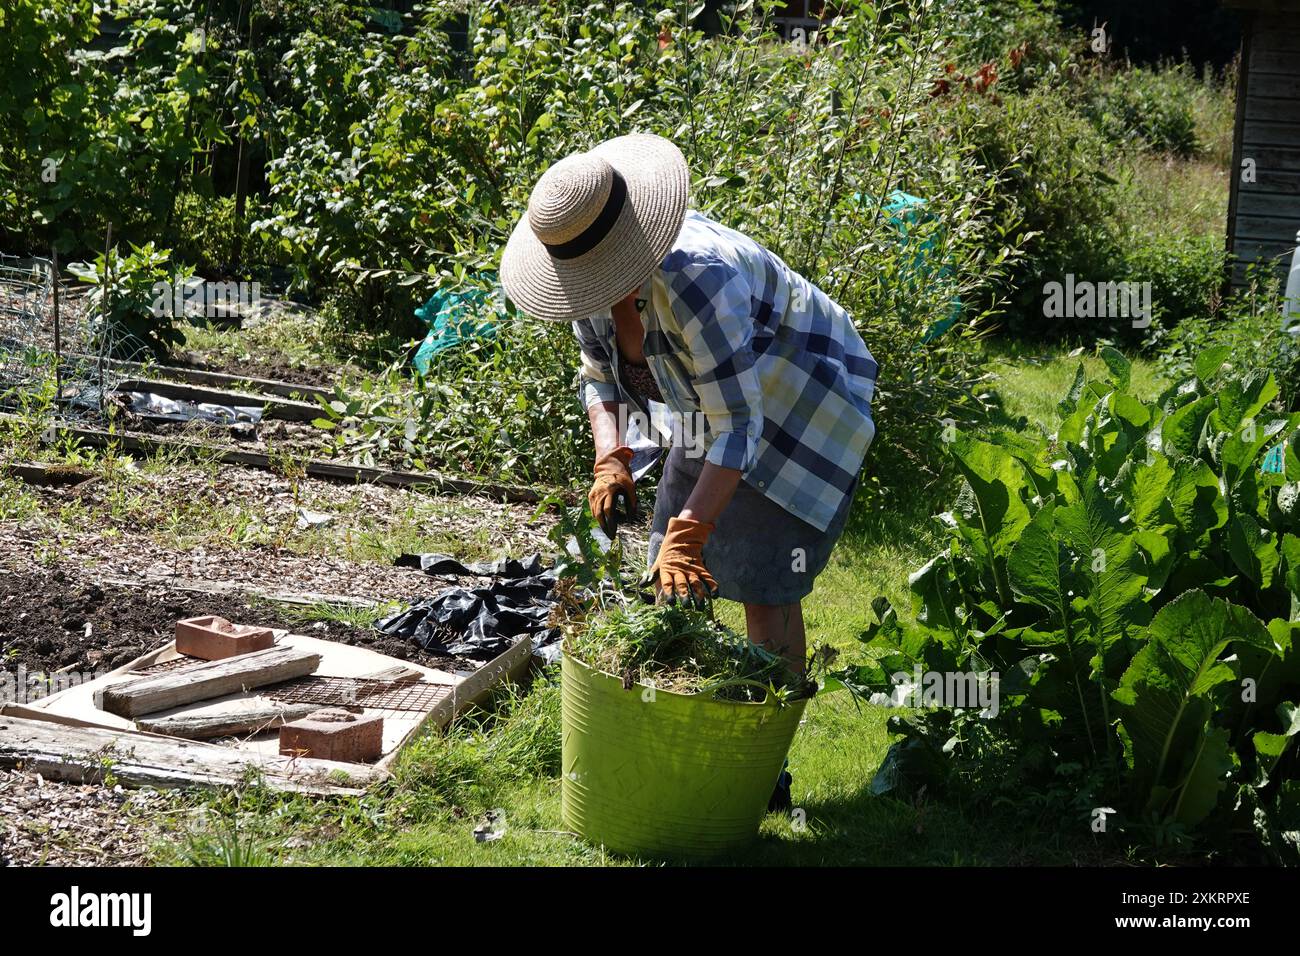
[641,516,720,607]
[588,445,637,536]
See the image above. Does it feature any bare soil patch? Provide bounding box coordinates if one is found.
[0,567,469,674]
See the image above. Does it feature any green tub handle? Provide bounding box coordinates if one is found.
[696,676,782,704]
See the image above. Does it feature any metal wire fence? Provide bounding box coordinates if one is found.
[0,253,118,423]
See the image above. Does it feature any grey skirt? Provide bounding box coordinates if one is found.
[647,446,858,606]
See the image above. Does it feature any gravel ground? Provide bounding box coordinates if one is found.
[0,770,173,867]
[0,461,555,602]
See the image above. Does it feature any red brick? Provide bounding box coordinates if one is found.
[279,708,384,763]
[175,615,275,661]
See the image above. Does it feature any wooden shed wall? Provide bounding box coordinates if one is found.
[1229,12,1300,287]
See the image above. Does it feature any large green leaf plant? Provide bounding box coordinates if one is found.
[854,348,1300,857]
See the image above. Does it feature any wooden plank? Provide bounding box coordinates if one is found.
[1234,145,1300,173]
[3,461,95,487]
[1234,214,1300,241]
[135,701,321,740]
[1224,1,1300,13]
[1243,119,1300,148]
[1246,73,1300,99]
[113,377,321,422]
[1245,95,1300,122]
[1226,18,1253,288]
[1236,191,1300,219]
[80,356,335,403]
[45,422,548,504]
[1249,50,1300,73]
[1253,26,1300,53]
[361,665,424,683]
[0,714,383,794]
[1233,238,1297,267]
[1240,169,1300,194]
[95,646,322,719]
[1234,235,1298,257]
[1230,260,1290,288]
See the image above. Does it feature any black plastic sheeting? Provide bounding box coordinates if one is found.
[377,552,564,665]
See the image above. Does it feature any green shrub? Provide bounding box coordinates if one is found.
[168,193,238,274]
[305,0,1025,498]
[944,0,1084,94]
[0,0,98,252]
[0,0,238,256]
[312,298,589,487]
[939,85,1124,337]
[1082,63,1201,158]
[1124,231,1227,330]
[849,352,1300,857]
[68,242,193,360]
[1157,270,1300,408]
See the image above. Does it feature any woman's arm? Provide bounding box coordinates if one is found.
[587,400,625,458]
[680,462,742,525]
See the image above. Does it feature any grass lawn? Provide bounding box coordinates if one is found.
[153,342,1172,867]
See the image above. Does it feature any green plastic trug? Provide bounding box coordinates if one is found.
[561,653,806,861]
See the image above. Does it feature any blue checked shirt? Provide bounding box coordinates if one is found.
[575,210,878,532]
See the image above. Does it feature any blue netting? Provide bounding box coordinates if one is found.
[854,190,963,343]
[412,272,504,375]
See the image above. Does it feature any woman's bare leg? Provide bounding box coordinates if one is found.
[743,602,806,673]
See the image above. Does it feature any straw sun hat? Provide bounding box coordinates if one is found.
[500,133,689,322]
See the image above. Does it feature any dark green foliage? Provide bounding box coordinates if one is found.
[1157,272,1300,412]
[67,243,192,360]
[939,86,1124,338]
[1082,64,1201,158]
[856,355,1300,855]
[311,305,587,485]
[0,0,241,256]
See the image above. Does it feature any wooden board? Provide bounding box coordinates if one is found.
[1232,238,1298,264]
[1224,0,1300,12]
[1238,169,1300,194]
[25,629,538,778]
[1234,214,1300,241]
[3,461,96,487]
[1254,22,1300,54]
[1232,260,1291,285]
[1245,73,1300,100]
[0,714,383,795]
[1232,145,1300,174]
[1245,95,1300,123]
[95,646,322,719]
[135,700,322,740]
[1235,192,1300,220]
[114,377,321,422]
[75,355,335,403]
[43,422,548,504]
[1243,119,1300,149]
[1249,50,1300,73]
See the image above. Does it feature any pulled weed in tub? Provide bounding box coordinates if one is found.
[564,602,811,703]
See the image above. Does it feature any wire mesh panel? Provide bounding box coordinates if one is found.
[0,255,53,400]
[265,675,454,715]
[54,297,122,424]
[0,253,119,422]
